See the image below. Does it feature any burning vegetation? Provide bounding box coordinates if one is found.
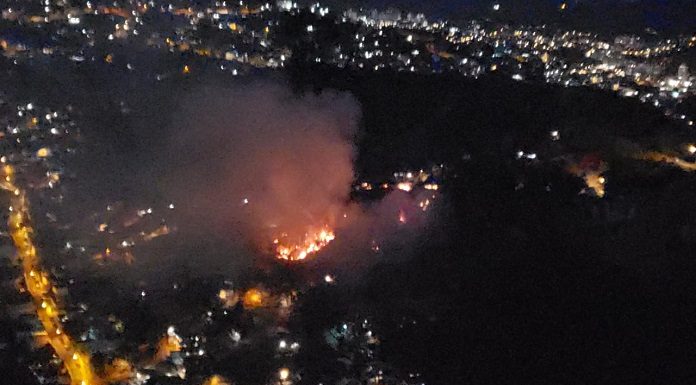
[162,84,358,265]
[274,226,336,261]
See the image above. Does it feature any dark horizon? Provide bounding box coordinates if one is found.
[304,0,696,36]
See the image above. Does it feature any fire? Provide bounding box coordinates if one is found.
[396,182,413,192]
[274,226,335,261]
[418,198,431,211]
[202,375,232,385]
[142,224,171,241]
[242,288,268,308]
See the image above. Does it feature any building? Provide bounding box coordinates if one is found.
[678,63,690,80]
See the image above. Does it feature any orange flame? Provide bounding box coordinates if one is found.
[274,226,335,261]
[242,288,268,308]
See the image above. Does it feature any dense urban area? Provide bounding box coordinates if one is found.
[1,1,696,385]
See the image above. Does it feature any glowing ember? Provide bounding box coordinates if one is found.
[398,210,407,223]
[274,226,335,261]
[242,288,268,308]
[202,375,232,385]
[419,198,431,211]
[396,182,413,192]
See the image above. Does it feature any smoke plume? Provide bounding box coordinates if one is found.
[160,82,360,251]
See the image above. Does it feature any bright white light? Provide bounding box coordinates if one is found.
[493,3,500,11]
[397,182,413,192]
[279,368,290,381]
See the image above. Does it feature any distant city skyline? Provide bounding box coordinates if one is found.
[309,0,695,35]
